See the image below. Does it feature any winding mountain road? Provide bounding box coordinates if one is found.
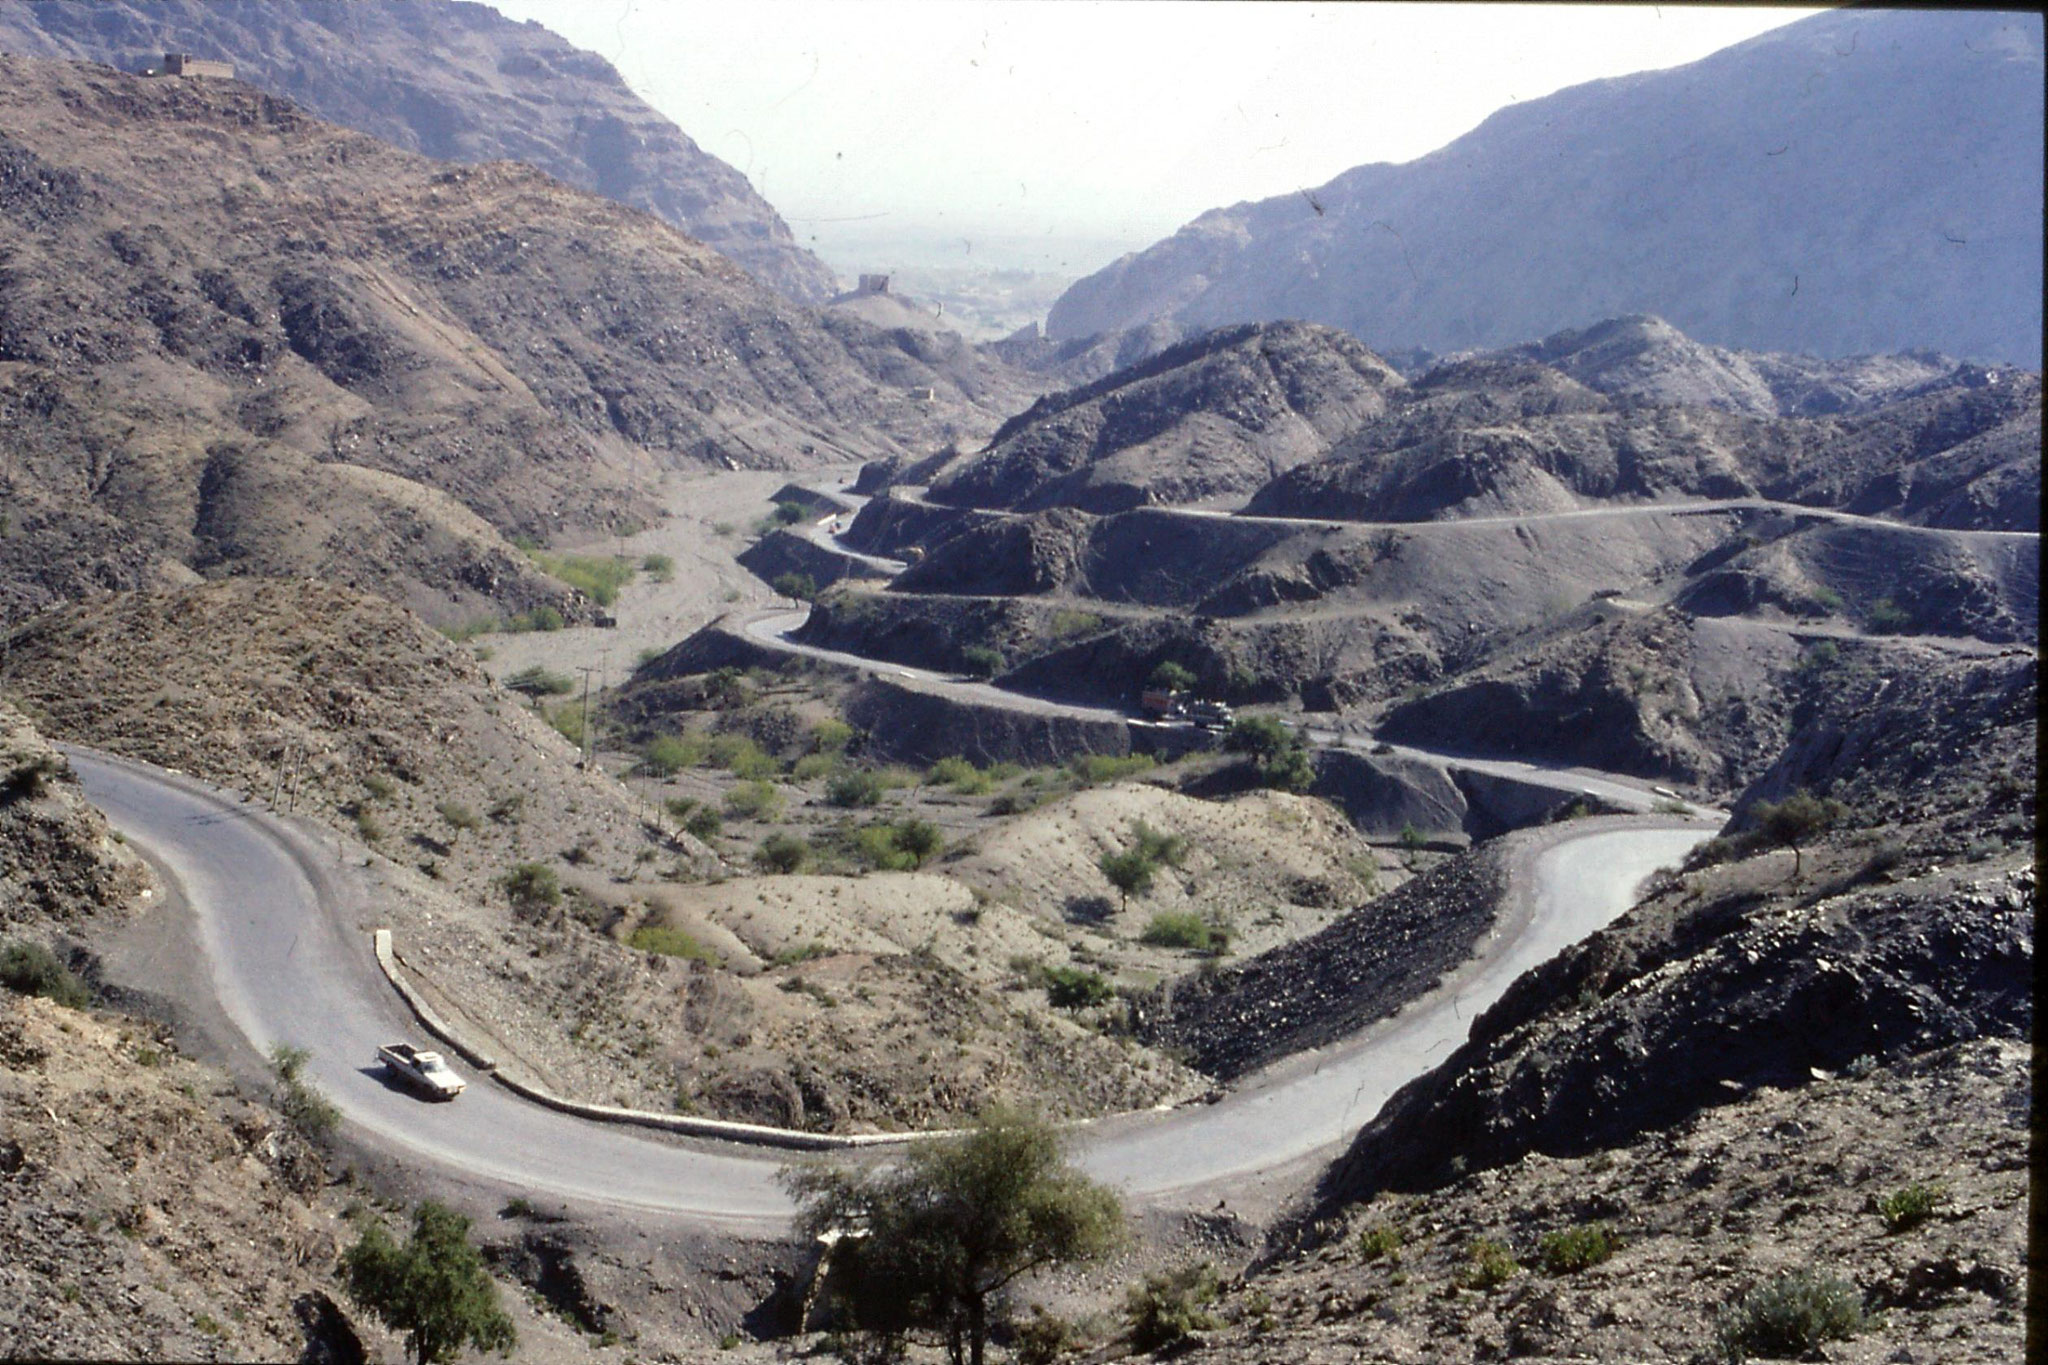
[70,746,1710,1228]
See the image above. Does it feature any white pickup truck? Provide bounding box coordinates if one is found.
[376,1042,465,1100]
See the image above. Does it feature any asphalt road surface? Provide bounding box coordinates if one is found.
[70,748,1711,1230]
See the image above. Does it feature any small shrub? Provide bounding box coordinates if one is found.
[1652,797,1692,816]
[501,863,561,914]
[725,780,784,821]
[1068,753,1155,785]
[708,734,777,780]
[436,800,478,831]
[928,755,992,794]
[684,807,723,841]
[773,500,807,525]
[0,940,91,1009]
[639,734,697,778]
[755,833,810,874]
[826,769,886,808]
[1047,608,1103,638]
[1714,1268,1869,1362]
[1398,823,1426,850]
[353,807,385,844]
[628,925,717,962]
[1040,964,1114,1009]
[269,1043,339,1141]
[960,644,1005,678]
[1148,660,1197,693]
[1461,1237,1520,1290]
[1129,820,1187,867]
[488,793,526,824]
[1014,1307,1078,1365]
[809,719,854,754]
[1357,1222,1403,1263]
[1537,1222,1619,1274]
[1864,597,1912,633]
[791,753,839,782]
[1875,1183,1944,1233]
[770,941,831,968]
[505,665,574,697]
[528,551,635,606]
[547,704,586,748]
[1126,1262,1220,1351]
[507,605,566,633]
[1139,912,1227,954]
[641,553,676,583]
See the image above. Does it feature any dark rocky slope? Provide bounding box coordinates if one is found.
[1322,648,2034,1202]
[1048,9,2043,366]
[0,0,840,303]
[922,321,1404,513]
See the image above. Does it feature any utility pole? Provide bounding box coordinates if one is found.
[575,665,601,770]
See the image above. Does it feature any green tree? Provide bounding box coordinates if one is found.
[773,571,820,602]
[756,832,810,874]
[1147,660,1197,694]
[893,818,943,868]
[499,863,560,917]
[1097,847,1156,911]
[1223,715,1315,791]
[783,1109,1125,1365]
[339,1201,516,1365]
[1751,788,1848,880]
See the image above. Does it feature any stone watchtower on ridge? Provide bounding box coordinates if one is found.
[150,52,235,79]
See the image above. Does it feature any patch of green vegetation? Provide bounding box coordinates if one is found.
[683,806,723,841]
[1047,608,1103,639]
[527,551,635,607]
[809,719,854,754]
[773,572,820,602]
[1039,963,1114,1009]
[770,940,832,968]
[505,665,574,697]
[1138,911,1229,955]
[506,606,566,633]
[0,940,91,1009]
[1148,660,1197,693]
[1068,752,1155,785]
[826,769,887,808]
[363,774,396,802]
[1224,714,1314,790]
[436,800,478,832]
[1129,820,1187,867]
[1357,1222,1403,1263]
[708,734,778,780]
[847,819,942,871]
[1537,1222,1619,1274]
[791,753,840,782]
[725,780,784,821]
[641,553,676,583]
[773,500,807,526]
[638,733,701,778]
[1876,1182,1944,1233]
[627,925,717,963]
[927,755,994,794]
[1125,1262,1220,1352]
[547,704,586,748]
[269,1043,340,1141]
[500,863,560,915]
[754,833,809,874]
[1864,597,1912,633]
[1460,1237,1520,1290]
[1714,1268,1869,1362]
[960,644,1005,679]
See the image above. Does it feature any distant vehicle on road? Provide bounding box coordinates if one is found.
[1186,699,1235,730]
[377,1042,465,1100]
[1139,687,1185,719]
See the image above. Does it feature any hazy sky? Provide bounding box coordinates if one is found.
[485,2,1823,272]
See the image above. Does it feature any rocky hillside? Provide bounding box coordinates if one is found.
[0,702,150,937]
[0,0,840,303]
[922,321,1404,513]
[1048,9,2043,366]
[0,578,712,898]
[1326,649,2034,1201]
[0,56,1029,626]
[1244,320,2039,529]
